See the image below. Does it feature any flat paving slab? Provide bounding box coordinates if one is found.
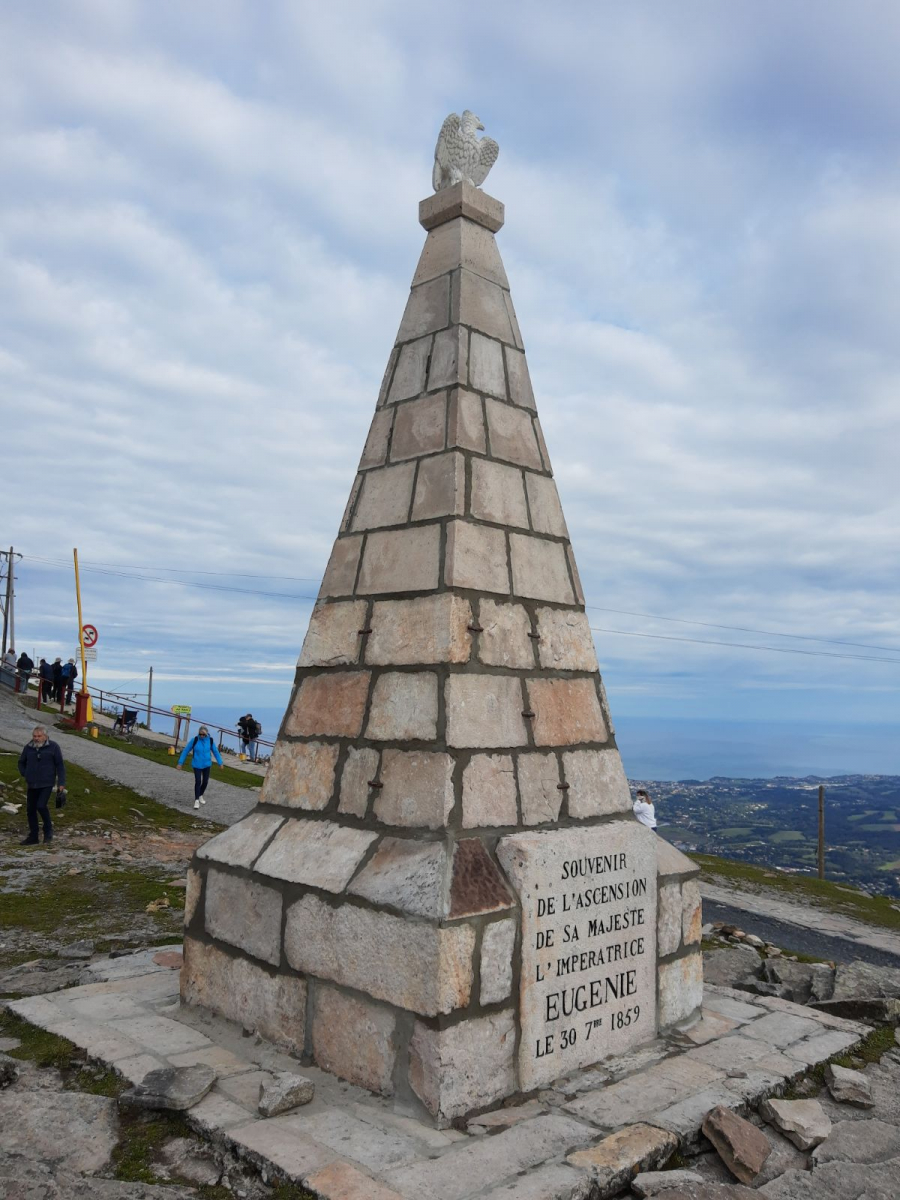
[4,973,868,1199]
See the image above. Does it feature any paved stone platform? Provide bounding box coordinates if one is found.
[6,955,869,1198]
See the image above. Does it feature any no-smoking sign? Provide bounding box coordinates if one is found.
[82,624,99,647]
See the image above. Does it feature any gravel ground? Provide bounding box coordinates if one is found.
[0,687,257,827]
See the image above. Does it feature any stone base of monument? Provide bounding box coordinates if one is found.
[7,955,867,1199]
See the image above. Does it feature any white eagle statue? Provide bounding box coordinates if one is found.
[432,111,500,192]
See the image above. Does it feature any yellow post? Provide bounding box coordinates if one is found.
[73,549,92,726]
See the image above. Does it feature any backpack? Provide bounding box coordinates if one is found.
[247,719,261,739]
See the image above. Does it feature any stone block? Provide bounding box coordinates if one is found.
[396,275,450,343]
[366,671,438,741]
[445,674,528,748]
[504,290,524,350]
[351,461,416,531]
[478,599,535,668]
[340,474,362,532]
[480,917,516,1004]
[388,336,431,402]
[419,181,505,233]
[428,326,468,389]
[357,525,441,594]
[184,867,202,924]
[485,399,543,469]
[286,673,370,739]
[284,893,475,1016]
[449,839,514,918]
[378,347,399,407]
[197,811,283,869]
[682,879,702,945]
[408,1010,516,1122]
[259,740,340,810]
[349,837,447,918]
[469,332,507,397]
[444,519,509,594]
[535,608,597,670]
[760,1097,831,1150]
[307,1162,405,1200]
[658,880,683,958]
[518,752,563,825]
[701,1105,771,1184]
[657,837,701,880]
[462,753,519,827]
[505,346,537,411]
[204,871,283,966]
[319,535,362,597]
[527,677,607,746]
[390,393,447,461]
[255,819,377,892]
[470,457,529,527]
[510,534,576,603]
[412,450,465,520]
[338,746,380,817]
[298,600,367,667]
[525,473,567,536]
[448,387,486,453]
[454,270,515,343]
[413,215,508,288]
[374,749,454,828]
[498,822,658,1090]
[312,984,397,1095]
[367,593,472,666]
[562,749,632,818]
[567,1124,678,1196]
[359,408,393,470]
[658,952,704,1027]
[825,1061,874,1108]
[534,415,552,470]
[741,1012,822,1048]
[567,545,586,604]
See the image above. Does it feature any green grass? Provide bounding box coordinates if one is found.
[769,830,805,843]
[786,1025,898,1098]
[694,852,900,932]
[719,827,754,838]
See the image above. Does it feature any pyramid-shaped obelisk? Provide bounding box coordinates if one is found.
[182,172,701,1124]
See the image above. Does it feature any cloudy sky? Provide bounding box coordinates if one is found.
[3,1,899,767]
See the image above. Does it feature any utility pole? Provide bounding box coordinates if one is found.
[818,784,826,879]
[147,666,153,731]
[1,546,14,657]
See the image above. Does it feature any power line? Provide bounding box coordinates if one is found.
[588,626,900,665]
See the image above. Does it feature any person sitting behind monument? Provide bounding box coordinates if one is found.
[632,788,657,830]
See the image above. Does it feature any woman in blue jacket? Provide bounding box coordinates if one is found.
[176,726,223,809]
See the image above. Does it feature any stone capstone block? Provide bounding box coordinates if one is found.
[536,608,598,671]
[351,461,416,531]
[390,393,447,461]
[319,535,362,598]
[388,336,431,402]
[367,593,472,666]
[469,331,507,398]
[658,951,704,1027]
[658,880,683,958]
[357,525,441,594]
[480,917,516,1005]
[562,749,632,818]
[413,215,508,288]
[374,749,454,828]
[412,450,465,520]
[454,270,515,343]
[525,473,567,537]
[286,673,371,739]
[254,819,377,892]
[181,937,306,1052]
[462,753,519,827]
[510,534,576,604]
[359,408,393,469]
[349,837,447,918]
[284,893,475,1016]
[338,746,380,817]
[527,677,608,746]
[518,752,563,825]
[505,346,537,411]
[204,871,283,966]
[445,674,528,748]
[449,839,514,917]
[478,598,535,668]
[428,326,468,390]
[408,1009,516,1121]
[396,275,450,343]
[298,600,367,667]
[419,181,505,233]
[682,879,702,946]
[366,672,439,741]
[470,457,529,528]
[485,399,543,469]
[196,811,283,869]
[448,387,486,453]
[260,739,340,811]
[311,984,397,1095]
[444,519,510,594]
[657,838,701,880]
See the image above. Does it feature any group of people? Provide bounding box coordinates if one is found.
[1,651,79,706]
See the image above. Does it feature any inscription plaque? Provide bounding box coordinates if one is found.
[498,821,657,1090]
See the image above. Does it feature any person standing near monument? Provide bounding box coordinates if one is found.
[244,713,262,762]
[17,725,66,845]
[176,725,223,809]
[16,650,34,688]
[633,788,657,830]
[62,658,78,704]
[38,658,53,703]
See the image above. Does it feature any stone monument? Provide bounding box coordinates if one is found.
[181,114,703,1125]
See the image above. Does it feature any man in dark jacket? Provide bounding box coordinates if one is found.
[17,725,66,844]
[16,651,33,691]
[61,658,78,704]
[51,658,64,703]
[38,658,53,703]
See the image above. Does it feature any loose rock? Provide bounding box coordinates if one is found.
[812,1117,900,1165]
[0,1051,20,1088]
[59,939,95,960]
[120,1065,216,1111]
[760,1097,831,1150]
[257,1071,315,1117]
[702,1105,771,1184]
[632,1168,706,1195]
[703,947,763,988]
[825,1062,875,1108]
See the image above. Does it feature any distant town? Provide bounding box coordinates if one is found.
[642,775,900,897]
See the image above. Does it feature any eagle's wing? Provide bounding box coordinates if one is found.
[470,136,500,187]
[433,112,461,191]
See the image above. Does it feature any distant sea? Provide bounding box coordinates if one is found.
[148,704,897,782]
